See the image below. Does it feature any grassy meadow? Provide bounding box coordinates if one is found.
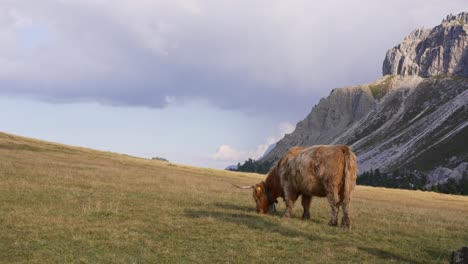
[0,132,467,263]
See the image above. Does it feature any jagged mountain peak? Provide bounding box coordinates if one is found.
[442,12,468,24]
[383,11,468,78]
[403,28,431,41]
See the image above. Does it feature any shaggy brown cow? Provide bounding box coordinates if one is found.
[233,145,357,228]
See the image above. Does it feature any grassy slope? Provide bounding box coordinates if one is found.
[0,132,467,263]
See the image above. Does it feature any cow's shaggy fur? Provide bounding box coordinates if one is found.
[253,145,357,228]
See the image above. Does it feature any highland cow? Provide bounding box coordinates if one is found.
[233,145,357,228]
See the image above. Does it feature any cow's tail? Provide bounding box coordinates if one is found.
[342,146,356,201]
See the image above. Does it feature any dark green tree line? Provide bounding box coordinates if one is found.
[357,169,468,196]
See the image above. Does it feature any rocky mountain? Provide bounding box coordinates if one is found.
[383,12,468,77]
[260,12,468,186]
[261,83,375,163]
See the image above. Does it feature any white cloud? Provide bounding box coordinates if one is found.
[212,121,295,163]
[278,122,294,136]
[164,95,176,104]
[212,144,247,162]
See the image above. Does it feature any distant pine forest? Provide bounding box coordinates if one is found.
[231,159,468,196]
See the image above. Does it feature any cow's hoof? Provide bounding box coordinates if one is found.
[341,217,351,229]
[328,220,338,227]
[302,213,310,220]
[341,223,351,229]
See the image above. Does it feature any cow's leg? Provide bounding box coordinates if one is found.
[283,192,298,218]
[326,192,340,226]
[301,195,312,220]
[341,197,351,229]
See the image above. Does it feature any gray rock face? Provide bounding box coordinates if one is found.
[260,75,468,175]
[383,12,468,77]
[337,76,468,173]
[260,80,376,163]
[427,163,468,187]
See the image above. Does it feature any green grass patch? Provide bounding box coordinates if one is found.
[368,75,394,100]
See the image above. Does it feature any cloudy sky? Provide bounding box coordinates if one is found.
[1,0,466,168]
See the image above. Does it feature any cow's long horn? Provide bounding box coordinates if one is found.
[231,183,254,189]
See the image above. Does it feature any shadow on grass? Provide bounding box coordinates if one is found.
[213,202,322,224]
[358,246,420,264]
[184,208,325,241]
[213,202,252,212]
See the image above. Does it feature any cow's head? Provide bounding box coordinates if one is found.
[232,182,276,214]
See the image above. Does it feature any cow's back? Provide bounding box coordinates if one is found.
[283,145,355,197]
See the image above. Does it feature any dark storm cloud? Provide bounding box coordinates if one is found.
[0,0,466,119]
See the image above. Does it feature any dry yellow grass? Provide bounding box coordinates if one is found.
[0,131,467,263]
